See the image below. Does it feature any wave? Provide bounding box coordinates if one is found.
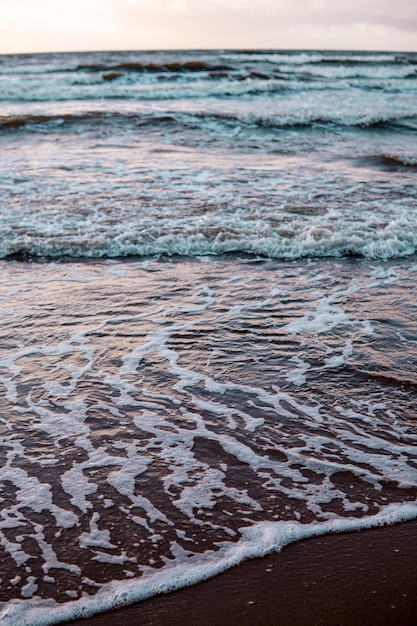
[2,108,417,133]
[309,56,417,66]
[1,75,416,105]
[1,56,416,104]
[0,59,233,77]
[224,112,417,131]
[0,64,416,104]
[226,51,415,64]
[57,62,417,83]
[5,506,417,626]
[2,207,417,261]
[0,111,182,131]
[355,154,417,170]
[0,112,95,129]
[185,110,417,132]
[378,154,417,167]
[0,56,220,78]
[3,50,414,70]
[0,78,295,104]
[78,60,233,74]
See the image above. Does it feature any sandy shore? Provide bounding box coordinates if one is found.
[62,519,417,626]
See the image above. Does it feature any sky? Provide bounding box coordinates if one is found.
[0,0,416,55]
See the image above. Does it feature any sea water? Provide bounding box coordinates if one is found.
[0,49,416,624]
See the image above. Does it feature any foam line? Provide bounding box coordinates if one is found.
[1,504,416,626]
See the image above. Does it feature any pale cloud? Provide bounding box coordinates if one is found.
[116,0,417,31]
[0,0,416,54]
[109,0,417,51]
[0,0,115,35]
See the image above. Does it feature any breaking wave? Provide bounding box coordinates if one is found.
[2,109,417,133]
[2,208,417,261]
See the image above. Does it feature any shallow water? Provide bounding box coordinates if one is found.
[0,256,417,624]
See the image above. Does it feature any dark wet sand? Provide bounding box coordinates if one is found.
[64,520,417,626]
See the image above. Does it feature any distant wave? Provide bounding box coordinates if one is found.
[1,53,416,105]
[309,56,417,66]
[0,111,177,130]
[0,113,93,129]
[2,51,416,75]
[0,75,415,105]
[2,109,417,133]
[355,154,417,170]
[77,60,233,74]
[229,51,416,64]
[377,154,417,167]
[0,58,232,76]
[218,112,417,130]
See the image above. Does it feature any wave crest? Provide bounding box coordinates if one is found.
[2,209,417,261]
[2,109,417,133]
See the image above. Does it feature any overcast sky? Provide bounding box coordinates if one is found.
[0,0,416,54]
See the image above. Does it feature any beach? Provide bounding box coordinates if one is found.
[65,519,417,626]
[0,49,416,625]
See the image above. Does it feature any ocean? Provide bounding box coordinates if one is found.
[0,49,417,624]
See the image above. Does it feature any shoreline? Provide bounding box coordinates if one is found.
[63,519,417,626]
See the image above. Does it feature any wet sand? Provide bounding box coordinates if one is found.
[63,519,417,626]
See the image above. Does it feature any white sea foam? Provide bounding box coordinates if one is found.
[286,356,311,386]
[0,203,416,260]
[0,253,416,622]
[1,503,416,626]
[1,112,416,261]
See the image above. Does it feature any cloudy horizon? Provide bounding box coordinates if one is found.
[0,0,416,55]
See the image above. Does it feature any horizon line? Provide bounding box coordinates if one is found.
[1,46,417,58]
